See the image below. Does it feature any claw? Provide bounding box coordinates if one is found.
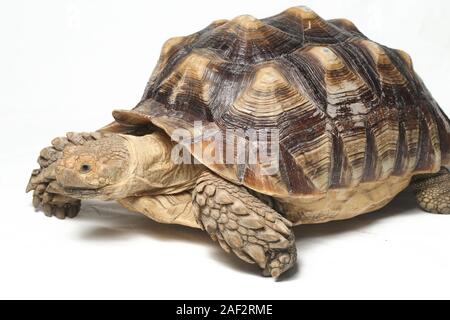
[26,180,35,193]
[54,207,66,220]
[33,195,41,208]
[42,204,54,217]
[270,268,281,278]
[66,205,80,218]
[262,242,297,279]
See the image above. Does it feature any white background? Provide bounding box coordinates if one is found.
[1,0,450,300]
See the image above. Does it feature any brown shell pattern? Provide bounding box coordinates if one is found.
[134,6,450,197]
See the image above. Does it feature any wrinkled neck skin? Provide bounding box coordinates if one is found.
[108,131,206,199]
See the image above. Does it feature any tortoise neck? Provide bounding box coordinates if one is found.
[122,132,206,197]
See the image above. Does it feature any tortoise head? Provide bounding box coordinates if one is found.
[54,134,132,200]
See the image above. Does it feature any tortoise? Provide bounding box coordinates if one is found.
[27,6,450,278]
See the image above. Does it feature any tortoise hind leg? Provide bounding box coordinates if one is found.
[193,172,297,278]
[412,167,450,214]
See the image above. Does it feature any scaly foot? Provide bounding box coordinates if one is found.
[412,167,450,215]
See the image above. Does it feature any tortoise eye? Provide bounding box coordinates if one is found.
[80,164,92,173]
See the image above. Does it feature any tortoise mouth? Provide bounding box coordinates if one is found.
[47,181,106,199]
[62,186,109,200]
[64,186,102,193]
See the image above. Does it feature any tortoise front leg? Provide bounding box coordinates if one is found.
[26,132,105,219]
[193,172,297,278]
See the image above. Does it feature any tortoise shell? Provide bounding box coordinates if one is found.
[125,6,450,197]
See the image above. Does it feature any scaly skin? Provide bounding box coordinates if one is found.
[412,167,450,215]
[193,172,297,278]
